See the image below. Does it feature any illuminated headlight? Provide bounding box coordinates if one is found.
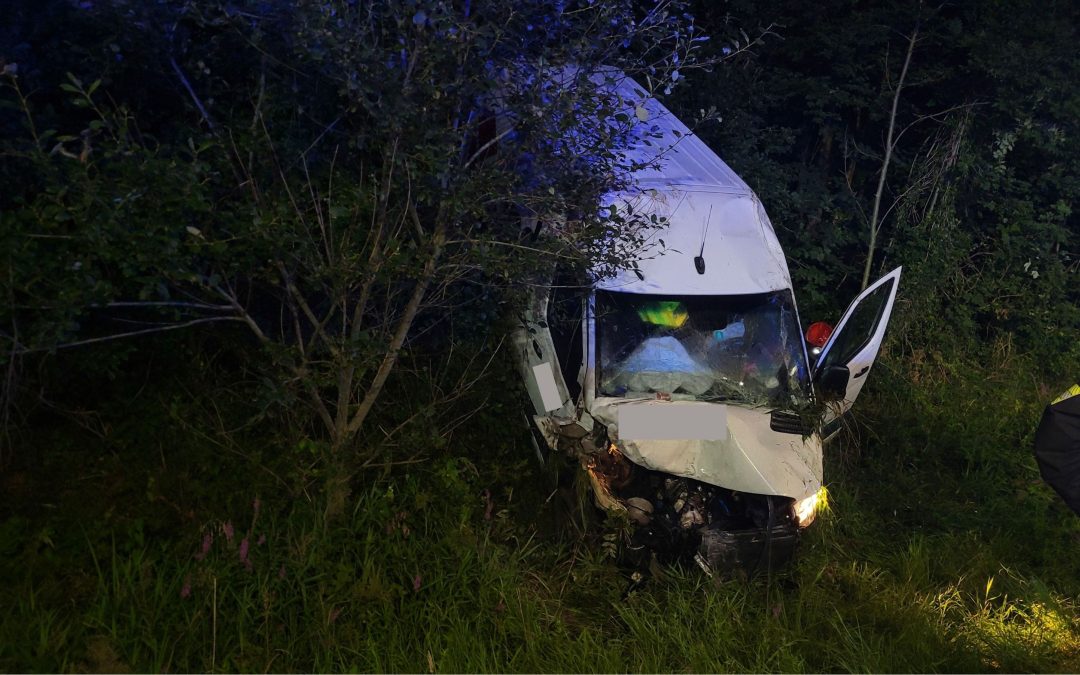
[794,487,828,527]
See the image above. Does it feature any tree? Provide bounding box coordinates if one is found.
[680,0,1078,373]
[1,0,716,464]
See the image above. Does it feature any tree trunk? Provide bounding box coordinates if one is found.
[343,217,447,444]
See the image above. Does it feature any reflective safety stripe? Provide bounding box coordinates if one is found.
[1052,384,1080,406]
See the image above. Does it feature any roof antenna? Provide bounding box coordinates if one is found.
[694,205,712,275]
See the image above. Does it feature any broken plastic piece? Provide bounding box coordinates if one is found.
[693,552,713,577]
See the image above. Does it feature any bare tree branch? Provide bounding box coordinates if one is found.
[13,316,246,354]
[214,282,270,344]
[103,301,236,311]
[862,26,918,290]
[169,58,216,131]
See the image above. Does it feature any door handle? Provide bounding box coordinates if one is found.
[852,365,870,378]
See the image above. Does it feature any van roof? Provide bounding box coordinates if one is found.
[594,74,792,295]
[607,73,752,194]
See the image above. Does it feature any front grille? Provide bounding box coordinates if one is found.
[769,409,814,435]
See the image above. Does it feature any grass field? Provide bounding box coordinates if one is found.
[1,350,1078,672]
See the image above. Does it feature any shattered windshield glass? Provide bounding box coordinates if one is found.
[596,290,810,408]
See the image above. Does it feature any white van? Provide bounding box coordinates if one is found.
[514,75,901,572]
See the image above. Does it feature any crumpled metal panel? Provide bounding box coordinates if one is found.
[589,397,821,501]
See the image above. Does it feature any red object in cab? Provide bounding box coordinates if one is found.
[805,321,833,348]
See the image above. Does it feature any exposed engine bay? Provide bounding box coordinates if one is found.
[542,413,800,576]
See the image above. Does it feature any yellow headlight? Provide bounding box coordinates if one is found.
[795,486,828,527]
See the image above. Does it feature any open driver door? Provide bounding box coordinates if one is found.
[813,267,902,429]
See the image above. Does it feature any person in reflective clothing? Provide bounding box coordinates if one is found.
[1034,384,1080,516]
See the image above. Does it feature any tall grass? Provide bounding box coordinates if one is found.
[1,351,1078,672]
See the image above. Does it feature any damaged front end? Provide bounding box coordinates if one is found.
[546,402,811,576]
[592,442,803,575]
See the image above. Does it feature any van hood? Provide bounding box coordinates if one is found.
[588,397,822,501]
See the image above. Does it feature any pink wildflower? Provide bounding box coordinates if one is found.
[194,532,213,561]
[257,534,266,546]
[222,521,235,543]
[412,573,422,592]
[180,575,192,599]
[239,537,250,570]
[328,606,342,624]
[253,497,261,517]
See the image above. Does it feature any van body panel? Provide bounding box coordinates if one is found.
[589,397,822,502]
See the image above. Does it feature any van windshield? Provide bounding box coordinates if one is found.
[596,290,810,408]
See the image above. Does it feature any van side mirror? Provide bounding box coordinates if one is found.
[816,365,849,401]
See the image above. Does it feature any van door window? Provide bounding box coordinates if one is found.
[816,280,893,373]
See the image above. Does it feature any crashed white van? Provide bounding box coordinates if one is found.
[514,75,901,572]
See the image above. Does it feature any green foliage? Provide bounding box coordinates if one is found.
[1,0,713,458]
[1,348,1078,673]
[681,0,1079,362]
[1,69,217,351]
